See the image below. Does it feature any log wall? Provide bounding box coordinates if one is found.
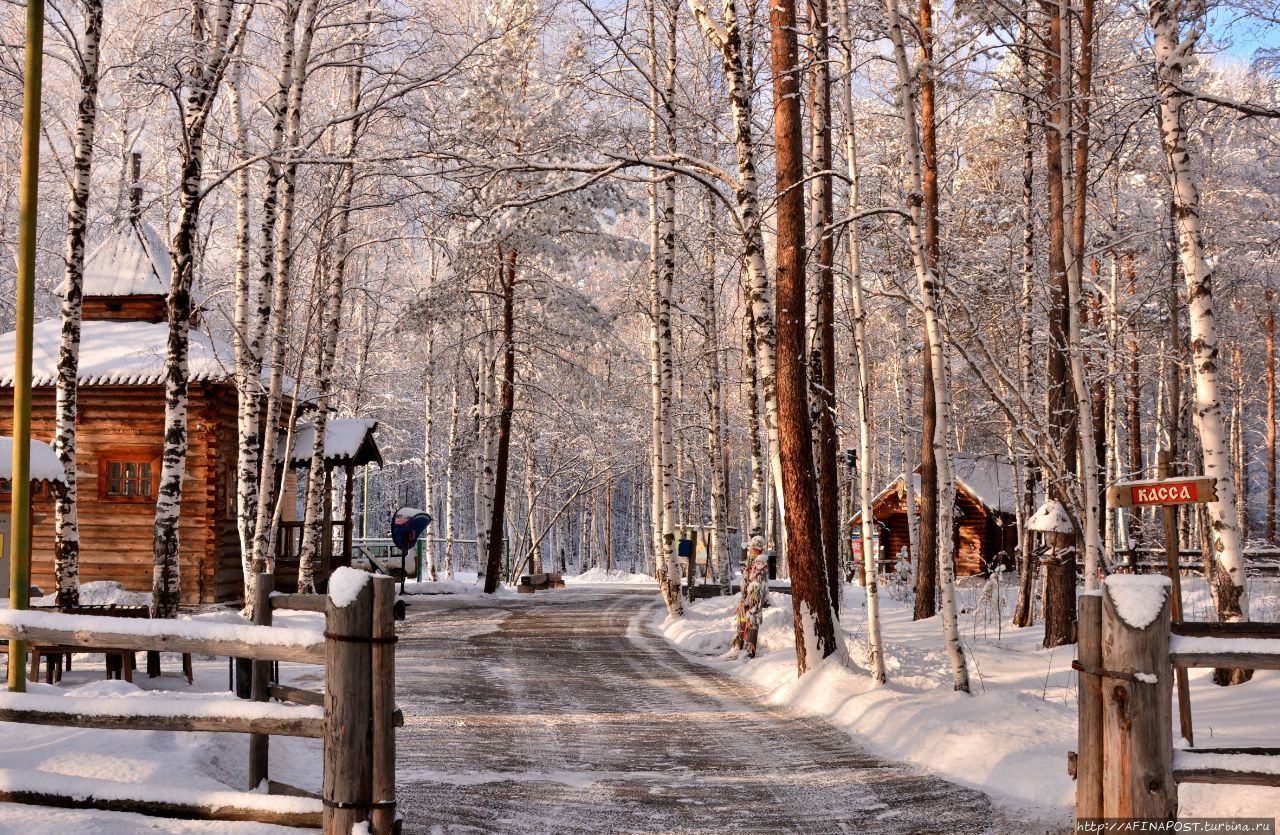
[0,382,239,605]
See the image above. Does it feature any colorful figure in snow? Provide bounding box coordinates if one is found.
[731,535,770,658]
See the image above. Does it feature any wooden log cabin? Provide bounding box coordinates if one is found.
[0,218,269,605]
[854,454,1020,577]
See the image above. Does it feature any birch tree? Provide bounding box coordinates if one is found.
[151,0,250,618]
[1149,0,1252,680]
[52,0,104,608]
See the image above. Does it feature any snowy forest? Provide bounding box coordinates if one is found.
[1,0,1278,670]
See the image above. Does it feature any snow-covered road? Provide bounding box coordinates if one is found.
[396,588,1025,834]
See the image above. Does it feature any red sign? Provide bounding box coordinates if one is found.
[1106,477,1217,509]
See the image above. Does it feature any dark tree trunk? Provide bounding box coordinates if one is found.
[483,248,517,593]
[913,0,940,621]
[807,0,840,614]
[770,0,837,674]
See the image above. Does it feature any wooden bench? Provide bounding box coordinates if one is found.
[17,604,192,685]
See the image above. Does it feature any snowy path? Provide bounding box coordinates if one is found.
[396,588,1022,834]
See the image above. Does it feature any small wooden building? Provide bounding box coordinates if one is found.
[0,219,251,604]
[275,419,382,591]
[854,454,1019,577]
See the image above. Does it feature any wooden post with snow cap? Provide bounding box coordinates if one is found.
[323,568,373,834]
[1100,574,1176,820]
[370,574,397,835]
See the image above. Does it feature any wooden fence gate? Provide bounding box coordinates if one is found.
[0,570,399,834]
[1074,574,1280,821]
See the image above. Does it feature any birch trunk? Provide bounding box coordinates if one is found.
[250,0,321,574]
[686,0,786,540]
[53,0,104,608]
[701,200,731,593]
[152,0,245,618]
[834,0,885,682]
[1150,0,1250,645]
[424,336,436,581]
[882,0,969,690]
[228,56,267,610]
[298,36,367,592]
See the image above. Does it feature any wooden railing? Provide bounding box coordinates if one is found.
[0,570,399,834]
[1074,575,1280,821]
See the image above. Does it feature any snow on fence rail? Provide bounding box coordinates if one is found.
[0,568,399,835]
[1073,575,1280,822]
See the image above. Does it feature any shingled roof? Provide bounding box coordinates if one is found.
[80,220,170,297]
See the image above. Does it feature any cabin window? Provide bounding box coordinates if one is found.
[98,451,159,502]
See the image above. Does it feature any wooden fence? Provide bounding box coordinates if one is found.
[0,571,399,834]
[1074,575,1280,821]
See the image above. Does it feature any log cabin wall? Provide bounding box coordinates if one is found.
[868,485,1017,577]
[0,382,237,605]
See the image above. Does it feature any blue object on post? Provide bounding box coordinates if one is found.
[390,507,432,592]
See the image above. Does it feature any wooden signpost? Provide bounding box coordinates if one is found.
[1107,455,1217,746]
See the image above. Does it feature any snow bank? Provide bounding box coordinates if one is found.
[1105,574,1171,629]
[328,567,371,608]
[1171,635,1280,656]
[566,567,656,585]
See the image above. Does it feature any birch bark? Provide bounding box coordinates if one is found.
[53,0,104,608]
[834,0,885,682]
[152,0,248,618]
[1149,0,1249,638]
[882,0,969,690]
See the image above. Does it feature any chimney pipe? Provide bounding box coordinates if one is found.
[129,152,142,222]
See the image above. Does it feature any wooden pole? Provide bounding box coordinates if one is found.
[7,0,43,695]
[370,575,396,835]
[1075,591,1103,819]
[323,577,373,834]
[1158,450,1193,744]
[1101,575,1176,820]
[249,571,273,788]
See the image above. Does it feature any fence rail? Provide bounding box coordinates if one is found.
[1075,575,1280,821]
[0,571,399,834]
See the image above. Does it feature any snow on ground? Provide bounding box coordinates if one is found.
[0,606,324,834]
[565,566,656,585]
[658,572,1280,824]
[31,580,149,608]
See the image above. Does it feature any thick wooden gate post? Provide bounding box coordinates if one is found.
[249,571,273,788]
[371,576,397,834]
[1101,575,1177,820]
[1076,591,1104,819]
[323,575,373,834]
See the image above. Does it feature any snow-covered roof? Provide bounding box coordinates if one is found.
[290,418,381,468]
[0,437,66,486]
[0,319,233,387]
[861,454,1020,519]
[80,220,170,297]
[1028,499,1073,534]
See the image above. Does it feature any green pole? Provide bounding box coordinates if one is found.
[8,0,43,693]
[361,465,368,539]
[415,539,423,582]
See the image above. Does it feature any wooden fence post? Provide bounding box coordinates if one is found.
[249,571,273,789]
[1076,591,1104,819]
[1101,575,1177,820]
[371,575,397,835]
[323,576,373,834]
